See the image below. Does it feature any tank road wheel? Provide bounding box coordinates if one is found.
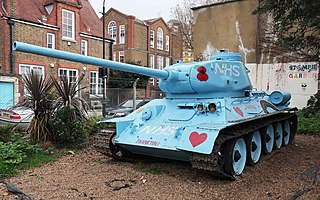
[274,122,283,149]
[245,131,262,165]
[224,138,247,177]
[282,120,291,146]
[262,124,274,154]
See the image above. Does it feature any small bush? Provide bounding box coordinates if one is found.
[49,106,86,146]
[301,91,320,117]
[83,115,104,136]
[0,125,16,142]
[0,136,53,177]
[297,111,320,135]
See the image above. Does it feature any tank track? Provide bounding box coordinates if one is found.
[191,111,297,179]
[92,129,115,157]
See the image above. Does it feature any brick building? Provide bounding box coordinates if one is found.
[0,0,113,109]
[104,8,183,86]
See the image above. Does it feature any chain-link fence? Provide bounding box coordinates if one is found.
[89,88,165,109]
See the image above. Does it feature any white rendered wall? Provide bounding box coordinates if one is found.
[246,63,319,109]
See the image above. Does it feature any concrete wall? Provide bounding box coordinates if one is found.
[247,63,319,109]
[193,0,258,63]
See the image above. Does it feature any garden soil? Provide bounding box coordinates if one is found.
[1,134,320,200]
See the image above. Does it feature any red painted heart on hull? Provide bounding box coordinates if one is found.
[189,131,208,147]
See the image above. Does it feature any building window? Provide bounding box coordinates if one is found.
[90,71,102,96]
[166,57,170,67]
[113,52,117,61]
[58,68,78,85]
[108,21,117,43]
[81,40,88,55]
[47,33,55,49]
[119,25,125,44]
[150,30,154,48]
[165,35,169,51]
[19,64,44,94]
[149,78,155,86]
[157,28,163,50]
[62,9,75,40]
[157,56,163,70]
[150,54,154,69]
[119,51,124,63]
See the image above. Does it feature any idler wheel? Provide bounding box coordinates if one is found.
[273,122,283,149]
[261,124,274,155]
[245,131,262,165]
[224,137,247,177]
[109,132,129,160]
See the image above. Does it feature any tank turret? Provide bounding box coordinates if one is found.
[14,42,251,98]
[13,41,298,179]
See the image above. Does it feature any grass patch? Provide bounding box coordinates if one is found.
[135,165,167,175]
[0,136,55,178]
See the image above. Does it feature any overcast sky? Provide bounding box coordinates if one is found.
[88,0,184,22]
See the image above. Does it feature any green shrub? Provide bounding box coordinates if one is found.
[49,106,86,146]
[0,136,53,177]
[301,91,320,117]
[0,125,16,142]
[83,115,104,136]
[297,111,320,135]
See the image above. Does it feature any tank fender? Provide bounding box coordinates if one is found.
[98,118,134,136]
[176,127,220,154]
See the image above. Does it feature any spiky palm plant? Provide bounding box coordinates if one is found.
[21,71,54,142]
[51,74,89,119]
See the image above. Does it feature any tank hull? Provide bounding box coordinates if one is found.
[96,96,297,179]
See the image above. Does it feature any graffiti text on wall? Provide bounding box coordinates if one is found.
[289,64,318,71]
[288,64,318,79]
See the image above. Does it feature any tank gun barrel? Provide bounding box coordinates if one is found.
[13,42,169,79]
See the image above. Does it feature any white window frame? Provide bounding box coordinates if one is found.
[108,21,117,44]
[150,54,155,69]
[19,64,44,76]
[165,35,169,51]
[166,57,170,67]
[19,64,45,95]
[89,71,103,96]
[149,78,155,86]
[119,51,124,63]
[150,30,154,48]
[47,33,55,49]
[58,68,79,85]
[62,9,75,40]
[157,56,163,70]
[81,40,88,56]
[113,52,117,61]
[119,25,125,44]
[157,28,163,50]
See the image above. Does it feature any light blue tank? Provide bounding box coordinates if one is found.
[13,42,298,179]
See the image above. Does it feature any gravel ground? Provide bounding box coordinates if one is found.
[1,134,320,200]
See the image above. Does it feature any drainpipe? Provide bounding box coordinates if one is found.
[101,0,106,117]
[7,18,14,74]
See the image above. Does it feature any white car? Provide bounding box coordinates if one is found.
[0,106,34,130]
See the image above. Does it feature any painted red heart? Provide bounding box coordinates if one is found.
[189,131,208,147]
[233,107,244,117]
